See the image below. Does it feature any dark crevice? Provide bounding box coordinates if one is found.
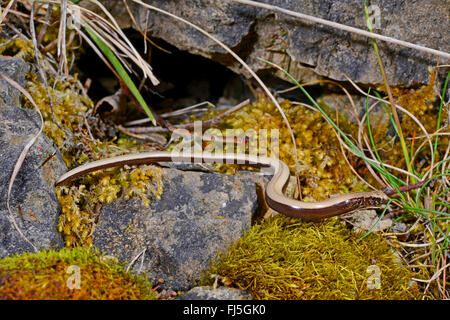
[75,28,325,121]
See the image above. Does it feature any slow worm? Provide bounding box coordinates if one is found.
[55,151,389,220]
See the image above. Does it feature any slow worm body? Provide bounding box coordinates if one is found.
[55,152,389,220]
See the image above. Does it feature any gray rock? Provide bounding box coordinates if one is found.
[0,56,30,109]
[93,167,258,291]
[177,286,252,300]
[0,57,67,258]
[345,210,392,233]
[85,0,449,88]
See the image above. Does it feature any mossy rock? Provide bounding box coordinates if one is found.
[0,247,157,300]
[203,215,422,300]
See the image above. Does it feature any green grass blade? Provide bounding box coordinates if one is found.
[431,71,449,176]
[84,26,156,125]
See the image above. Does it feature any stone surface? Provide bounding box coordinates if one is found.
[0,56,66,258]
[177,286,252,300]
[84,0,449,88]
[344,209,392,233]
[93,167,259,291]
[0,56,30,109]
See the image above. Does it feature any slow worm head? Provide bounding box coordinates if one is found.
[55,151,389,220]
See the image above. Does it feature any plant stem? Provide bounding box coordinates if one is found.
[364,1,413,183]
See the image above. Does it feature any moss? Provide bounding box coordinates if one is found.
[25,74,92,152]
[56,164,163,247]
[376,69,446,171]
[0,37,35,61]
[203,215,421,300]
[0,247,157,300]
[205,97,367,201]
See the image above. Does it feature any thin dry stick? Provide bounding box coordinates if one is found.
[357,100,397,188]
[131,0,303,190]
[36,2,52,46]
[280,79,362,123]
[0,0,16,25]
[290,81,388,190]
[231,0,450,60]
[126,248,146,273]
[126,99,251,133]
[81,16,140,75]
[116,125,167,145]
[412,262,450,283]
[0,72,41,253]
[57,0,68,76]
[125,101,215,126]
[3,7,48,24]
[73,4,159,85]
[71,22,121,80]
[290,101,376,191]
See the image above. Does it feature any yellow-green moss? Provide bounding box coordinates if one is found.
[25,75,92,151]
[56,164,163,247]
[376,69,446,170]
[0,37,35,61]
[205,96,367,201]
[203,215,421,300]
[0,247,157,300]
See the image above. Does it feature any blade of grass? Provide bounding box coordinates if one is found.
[431,71,450,177]
[83,26,156,125]
[363,1,413,183]
[365,89,396,183]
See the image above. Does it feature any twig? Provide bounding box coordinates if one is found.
[412,262,450,283]
[0,0,16,25]
[126,248,146,273]
[383,180,428,196]
[124,101,215,126]
[121,0,171,54]
[125,99,250,133]
[36,2,53,47]
[57,0,68,76]
[345,75,434,173]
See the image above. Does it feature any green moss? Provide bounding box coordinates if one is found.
[25,75,92,152]
[379,69,447,169]
[0,247,158,300]
[203,215,421,300]
[56,164,163,247]
[0,37,35,61]
[206,96,368,201]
